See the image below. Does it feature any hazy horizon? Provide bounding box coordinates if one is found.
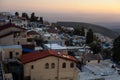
[0,0,120,29]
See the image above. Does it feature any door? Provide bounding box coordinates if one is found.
[9,52,13,59]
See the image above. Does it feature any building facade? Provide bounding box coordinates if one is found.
[0,45,22,61]
[21,50,79,80]
[0,23,32,45]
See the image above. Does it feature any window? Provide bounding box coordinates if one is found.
[98,60,100,63]
[31,65,34,69]
[16,52,19,55]
[62,62,66,68]
[17,41,20,45]
[45,63,49,69]
[88,60,90,62]
[14,32,20,38]
[70,63,74,68]
[51,63,55,69]
[9,52,13,59]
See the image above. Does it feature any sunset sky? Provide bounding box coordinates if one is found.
[0,0,120,28]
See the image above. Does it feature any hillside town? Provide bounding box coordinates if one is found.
[0,12,120,80]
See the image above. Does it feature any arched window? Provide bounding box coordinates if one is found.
[45,63,49,69]
[51,63,55,69]
[31,65,34,69]
[62,62,66,68]
[70,63,74,68]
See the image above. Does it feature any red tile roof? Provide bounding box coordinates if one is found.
[83,53,103,61]
[21,50,77,64]
[0,23,27,31]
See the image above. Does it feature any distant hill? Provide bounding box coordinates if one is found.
[112,29,120,35]
[57,22,119,39]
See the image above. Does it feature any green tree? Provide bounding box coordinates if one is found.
[86,29,93,44]
[112,36,120,62]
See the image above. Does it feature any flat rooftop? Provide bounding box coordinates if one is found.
[80,60,120,80]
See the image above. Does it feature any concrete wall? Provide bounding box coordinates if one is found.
[0,35,14,45]
[0,27,25,37]
[24,56,78,80]
[14,38,27,45]
[0,34,28,45]
[27,35,40,39]
[0,22,5,26]
[2,48,22,61]
[85,60,101,64]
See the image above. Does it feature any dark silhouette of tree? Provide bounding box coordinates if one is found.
[102,48,112,59]
[65,39,70,46]
[86,29,93,44]
[74,28,80,35]
[74,27,85,36]
[112,36,120,62]
[39,17,43,24]
[8,16,10,19]
[90,42,101,54]
[22,13,29,19]
[15,12,19,17]
[22,13,26,18]
[34,37,44,49]
[30,12,35,22]
[25,13,29,20]
[80,27,85,36]
[58,26,65,33]
[30,12,38,22]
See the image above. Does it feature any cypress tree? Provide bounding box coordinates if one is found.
[39,17,43,24]
[86,29,93,44]
[30,12,35,22]
[113,36,120,62]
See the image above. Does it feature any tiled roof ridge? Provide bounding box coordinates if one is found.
[0,32,14,38]
[0,23,26,31]
[27,30,40,35]
[21,50,77,64]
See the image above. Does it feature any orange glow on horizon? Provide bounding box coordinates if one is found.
[0,0,120,14]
